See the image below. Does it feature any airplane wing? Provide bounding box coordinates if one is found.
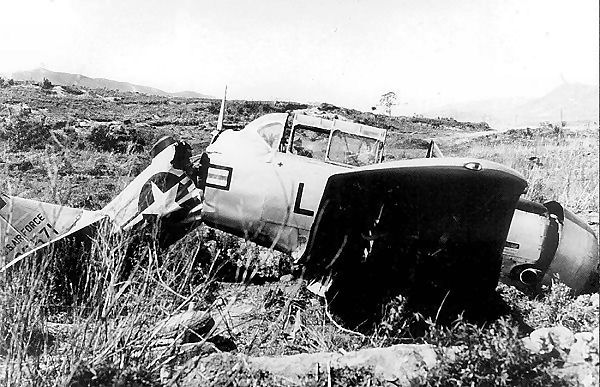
[0,194,105,270]
[298,158,528,308]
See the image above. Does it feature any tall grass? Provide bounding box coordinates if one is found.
[0,221,225,386]
[460,131,599,212]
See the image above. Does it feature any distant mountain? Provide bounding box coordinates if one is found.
[514,83,599,125]
[425,83,599,128]
[10,68,214,99]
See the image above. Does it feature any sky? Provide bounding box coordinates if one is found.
[0,0,598,114]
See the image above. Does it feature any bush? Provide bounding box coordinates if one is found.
[87,124,147,153]
[3,118,51,151]
[68,361,159,387]
[425,317,570,386]
[499,281,599,333]
[42,77,53,90]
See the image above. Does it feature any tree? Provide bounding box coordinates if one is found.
[379,91,397,116]
[42,77,53,89]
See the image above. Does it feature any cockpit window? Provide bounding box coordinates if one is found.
[327,130,380,166]
[290,125,329,159]
[256,121,284,149]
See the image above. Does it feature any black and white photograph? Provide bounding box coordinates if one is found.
[0,0,598,385]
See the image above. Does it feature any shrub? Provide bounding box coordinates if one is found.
[42,77,53,90]
[3,118,51,151]
[499,281,600,333]
[68,361,159,387]
[87,124,149,153]
[425,317,570,386]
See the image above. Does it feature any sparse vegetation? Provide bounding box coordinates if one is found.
[425,317,569,386]
[444,128,599,212]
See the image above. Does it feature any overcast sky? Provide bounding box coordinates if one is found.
[1,0,598,113]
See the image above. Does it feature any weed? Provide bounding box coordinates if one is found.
[456,130,599,212]
[424,317,570,386]
[499,281,599,333]
[3,117,51,151]
[302,365,385,387]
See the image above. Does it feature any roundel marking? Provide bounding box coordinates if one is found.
[137,172,183,214]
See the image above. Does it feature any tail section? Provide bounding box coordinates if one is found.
[1,136,206,270]
[101,136,204,237]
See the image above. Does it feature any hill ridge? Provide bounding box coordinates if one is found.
[10,68,214,99]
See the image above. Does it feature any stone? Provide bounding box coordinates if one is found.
[524,326,574,356]
[590,293,599,309]
[279,274,294,282]
[567,333,595,364]
[175,344,440,386]
[154,310,214,344]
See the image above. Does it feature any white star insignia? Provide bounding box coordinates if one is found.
[141,182,181,217]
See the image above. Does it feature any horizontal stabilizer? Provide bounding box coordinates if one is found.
[0,194,104,270]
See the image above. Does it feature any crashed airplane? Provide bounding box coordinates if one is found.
[1,105,598,320]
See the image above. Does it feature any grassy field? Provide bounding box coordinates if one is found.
[0,80,598,386]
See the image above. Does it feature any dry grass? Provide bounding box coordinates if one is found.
[453,130,599,212]
[0,223,225,386]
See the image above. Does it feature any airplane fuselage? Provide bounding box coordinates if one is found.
[203,147,346,256]
[198,113,598,295]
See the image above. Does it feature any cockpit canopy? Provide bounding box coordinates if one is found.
[289,114,386,167]
[209,112,387,168]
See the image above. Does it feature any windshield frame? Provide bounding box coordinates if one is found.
[286,114,386,168]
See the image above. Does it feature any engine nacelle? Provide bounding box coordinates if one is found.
[501,199,599,294]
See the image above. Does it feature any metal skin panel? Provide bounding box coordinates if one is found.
[202,151,273,244]
[203,139,343,253]
[501,207,548,275]
[0,194,102,263]
[547,205,599,294]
